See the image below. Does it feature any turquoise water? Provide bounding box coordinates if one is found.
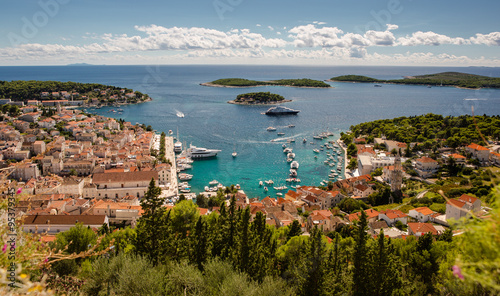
[1,65,500,198]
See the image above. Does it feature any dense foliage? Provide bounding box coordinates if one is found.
[0,80,147,101]
[210,78,331,88]
[348,113,500,147]
[330,72,500,89]
[235,91,286,102]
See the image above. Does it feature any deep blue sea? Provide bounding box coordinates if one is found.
[1,65,500,198]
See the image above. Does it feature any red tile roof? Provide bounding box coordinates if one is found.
[416,156,437,163]
[407,222,437,235]
[467,143,489,151]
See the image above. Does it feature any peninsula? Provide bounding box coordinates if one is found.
[202,78,331,88]
[329,72,500,89]
[228,91,290,105]
[0,80,151,106]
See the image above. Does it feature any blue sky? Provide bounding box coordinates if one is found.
[1,0,499,66]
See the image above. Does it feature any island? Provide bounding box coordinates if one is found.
[0,80,151,106]
[202,78,332,88]
[228,91,291,105]
[329,72,500,89]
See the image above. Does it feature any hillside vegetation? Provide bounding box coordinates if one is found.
[208,78,331,88]
[233,91,286,103]
[330,72,500,89]
[0,80,147,101]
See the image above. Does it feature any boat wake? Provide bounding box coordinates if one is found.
[464,98,487,101]
[175,110,185,118]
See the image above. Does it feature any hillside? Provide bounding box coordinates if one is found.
[229,91,289,104]
[330,72,500,89]
[203,78,331,88]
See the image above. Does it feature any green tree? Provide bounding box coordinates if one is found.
[287,220,303,241]
[352,211,370,296]
[134,178,166,265]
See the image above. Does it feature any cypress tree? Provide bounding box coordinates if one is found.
[352,210,370,296]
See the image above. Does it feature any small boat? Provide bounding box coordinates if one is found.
[313,149,320,153]
[259,181,263,186]
[282,144,287,149]
[287,158,293,162]
[303,138,307,143]
[287,153,295,159]
[374,84,382,87]
[178,173,193,181]
[267,126,277,131]
[232,152,238,157]
[288,124,295,128]
[290,161,299,169]
[264,187,268,191]
[209,180,219,185]
[289,139,295,143]
[277,193,283,197]
[277,132,285,136]
[180,189,191,193]
[204,186,210,191]
[168,130,173,135]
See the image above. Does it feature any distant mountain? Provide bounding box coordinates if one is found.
[66,63,97,66]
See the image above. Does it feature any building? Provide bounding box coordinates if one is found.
[466,143,490,163]
[378,209,408,226]
[446,194,481,221]
[11,163,40,181]
[390,154,403,194]
[414,156,439,178]
[407,222,438,237]
[408,207,436,223]
[22,215,108,234]
[91,171,159,199]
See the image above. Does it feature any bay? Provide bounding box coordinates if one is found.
[1,65,500,198]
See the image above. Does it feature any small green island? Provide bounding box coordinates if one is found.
[202,78,331,88]
[329,72,500,89]
[228,91,290,105]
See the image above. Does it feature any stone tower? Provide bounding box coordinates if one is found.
[389,153,403,202]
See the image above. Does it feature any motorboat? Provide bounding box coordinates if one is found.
[290,161,299,169]
[264,106,300,115]
[259,181,263,186]
[288,124,295,128]
[232,151,238,157]
[178,173,193,181]
[267,126,277,131]
[277,132,285,136]
[186,144,221,159]
[209,180,219,185]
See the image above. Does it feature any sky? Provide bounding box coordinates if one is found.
[0,0,499,66]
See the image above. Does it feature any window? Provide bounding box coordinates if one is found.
[121,184,124,188]
[104,185,107,189]
[137,192,140,197]
[115,194,118,198]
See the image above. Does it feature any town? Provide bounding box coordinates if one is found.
[0,90,498,243]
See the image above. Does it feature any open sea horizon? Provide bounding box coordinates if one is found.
[1,65,500,198]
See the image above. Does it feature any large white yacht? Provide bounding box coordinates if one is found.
[187,145,221,159]
[174,141,182,153]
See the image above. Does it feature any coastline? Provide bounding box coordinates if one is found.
[201,82,332,89]
[228,99,292,105]
[327,80,483,90]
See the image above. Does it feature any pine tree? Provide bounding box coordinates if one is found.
[352,210,370,296]
[303,226,326,296]
[287,220,302,241]
[134,178,165,265]
[192,217,207,271]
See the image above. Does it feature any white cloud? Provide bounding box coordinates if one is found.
[256,24,261,27]
[313,21,327,25]
[470,32,500,46]
[386,24,399,31]
[268,26,274,31]
[397,31,469,46]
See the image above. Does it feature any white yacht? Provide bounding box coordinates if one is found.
[267,126,277,131]
[178,173,193,181]
[187,145,221,159]
[174,141,182,153]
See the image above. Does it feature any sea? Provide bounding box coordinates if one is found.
[1,65,500,198]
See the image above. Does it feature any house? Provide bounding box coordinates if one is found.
[22,215,108,234]
[348,209,379,223]
[353,184,374,199]
[446,194,481,221]
[92,171,159,199]
[378,209,408,226]
[489,151,500,166]
[408,207,436,223]
[466,143,490,163]
[414,156,439,178]
[11,163,40,181]
[407,222,438,237]
[307,210,335,232]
